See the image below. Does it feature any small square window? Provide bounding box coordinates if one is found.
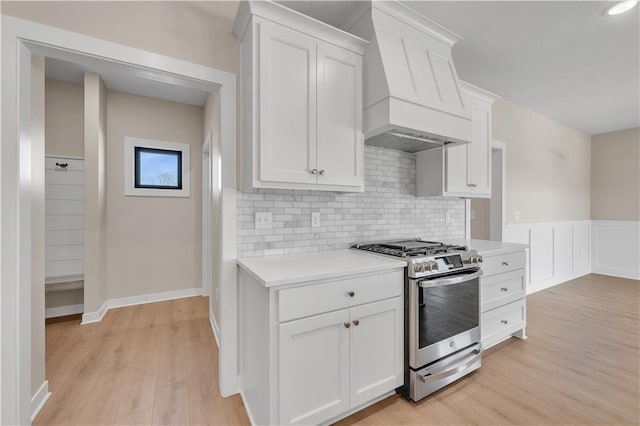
[124,137,190,197]
[134,147,183,190]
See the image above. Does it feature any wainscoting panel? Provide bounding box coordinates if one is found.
[504,220,592,294]
[592,220,640,279]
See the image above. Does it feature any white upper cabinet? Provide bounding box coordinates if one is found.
[416,82,499,198]
[233,1,367,192]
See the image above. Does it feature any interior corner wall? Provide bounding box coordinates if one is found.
[105,91,203,300]
[470,198,490,240]
[30,54,46,397]
[591,127,640,221]
[492,99,591,224]
[45,78,84,157]
[83,72,108,314]
[204,92,221,325]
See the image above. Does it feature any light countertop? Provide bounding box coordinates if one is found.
[444,239,528,256]
[237,249,407,288]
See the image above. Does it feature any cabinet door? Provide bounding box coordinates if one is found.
[259,23,317,185]
[349,297,403,408]
[468,98,491,195]
[316,41,364,188]
[279,309,350,425]
[445,144,469,194]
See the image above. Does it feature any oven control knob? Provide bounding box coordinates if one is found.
[477,255,483,263]
[427,261,437,271]
[414,263,423,273]
[462,257,472,264]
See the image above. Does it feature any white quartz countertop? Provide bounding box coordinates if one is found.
[444,239,528,256]
[237,249,407,288]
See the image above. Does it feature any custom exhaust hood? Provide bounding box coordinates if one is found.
[342,1,472,152]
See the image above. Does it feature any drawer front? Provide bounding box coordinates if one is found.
[481,269,525,312]
[45,157,84,171]
[481,299,525,344]
[278,269,403,323]
[482,250,526,277]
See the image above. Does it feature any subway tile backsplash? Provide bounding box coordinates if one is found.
[237,146,466,258]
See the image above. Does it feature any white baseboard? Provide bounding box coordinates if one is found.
[240,390,257,426]
[31,380,51,422]
[81,287,202,325]
[81,301,108,324]
[592,267,640,280]
[527,269,592,294]
[209,309,220,348]
[45,303,84,319]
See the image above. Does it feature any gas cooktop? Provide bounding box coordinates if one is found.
[352,239,468,258]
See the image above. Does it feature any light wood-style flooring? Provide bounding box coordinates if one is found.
[36,273,639,425]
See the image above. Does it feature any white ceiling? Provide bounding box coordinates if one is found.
[45,57,209,107]
[283,1,639,135]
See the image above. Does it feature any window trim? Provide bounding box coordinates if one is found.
[124,137,190,197]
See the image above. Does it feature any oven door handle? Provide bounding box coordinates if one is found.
[418,270,482,288]
[417,349,482,383]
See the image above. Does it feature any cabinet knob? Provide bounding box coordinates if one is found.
[352,320,360,326]
[344,322,351,329]
[502,261,509,267]
[319,169,325,175]
[347,291,355,298]
[311,169,318,175]
[501,319,509,325]
[500,287,508,292]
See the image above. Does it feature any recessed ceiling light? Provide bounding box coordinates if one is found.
[607,0,638,15]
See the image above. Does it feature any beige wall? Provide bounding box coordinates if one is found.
[45,79,84,157]
[46,289,83,309]
[493,99,591,224]
[1,1,239,75]
[106,91,203,299]
[83,72,108,313]
[31,55,46,396]
[470,198,490,240]
[591,127,640,220]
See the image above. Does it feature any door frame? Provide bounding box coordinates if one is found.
[202,132,212,298]
[1,15,238,424]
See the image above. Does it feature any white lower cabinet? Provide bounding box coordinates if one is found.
[480,249,527,349]
[239,267,404,425]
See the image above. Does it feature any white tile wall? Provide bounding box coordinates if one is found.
[237,146,466,257]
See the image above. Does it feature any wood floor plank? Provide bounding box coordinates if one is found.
[35,275,638,426]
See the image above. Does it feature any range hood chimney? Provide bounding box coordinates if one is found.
[342,1,471,152]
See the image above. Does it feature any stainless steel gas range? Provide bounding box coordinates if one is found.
[352,239,483,401]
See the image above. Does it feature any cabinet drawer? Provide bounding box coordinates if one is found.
[481,299,525,343]
[481,269,525,312]
[45,157,84,171]
[482,250,525,277]
[278,269,403,323]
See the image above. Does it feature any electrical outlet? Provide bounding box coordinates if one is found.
[255,212,272,229]
[311,212,320,228]
[445,211,452,224]
[470,210,476,220]
[515,211,520,221]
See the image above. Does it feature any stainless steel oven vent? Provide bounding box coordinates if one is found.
[366,130,459,153]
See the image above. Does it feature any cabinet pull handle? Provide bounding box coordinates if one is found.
[501,320,509,325]
[344,322,351,329]
[500,287,508,292]
[502,261,509,267]
[466,183,473,187]
[352,320,360,326]
[319,169,325,175]
[56,162,69,168]
[310,169,318,175]
[347,291,355,298]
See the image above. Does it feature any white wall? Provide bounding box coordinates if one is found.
[105,90,203,300]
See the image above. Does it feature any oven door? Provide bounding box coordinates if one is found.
[409,268,482,369]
